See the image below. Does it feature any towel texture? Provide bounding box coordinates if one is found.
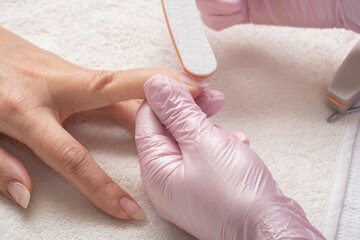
[336,114,360,239]
[0,0,359,239]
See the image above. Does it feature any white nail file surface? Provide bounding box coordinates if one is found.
[161,0,217,78]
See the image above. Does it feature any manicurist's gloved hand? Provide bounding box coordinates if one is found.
[196,0,360,33]
[0,26,201,219]
[135,74,326,239]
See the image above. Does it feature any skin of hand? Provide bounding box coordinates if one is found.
[0,26,203,220]
[135,74,326,239]
[195,0,360,33]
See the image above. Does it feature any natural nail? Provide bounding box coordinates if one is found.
[178,72,210,88]
[6,181,30,209]
[120,197,146,221]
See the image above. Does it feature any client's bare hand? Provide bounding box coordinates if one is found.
[0,26,200,220]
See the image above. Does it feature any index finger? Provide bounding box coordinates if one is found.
[53,68,204,116]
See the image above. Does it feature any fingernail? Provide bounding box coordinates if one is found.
[120,197,146,221]
[178,73,210,88]
[6,181,30,209]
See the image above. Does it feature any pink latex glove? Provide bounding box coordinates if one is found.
[196,0,360,33]
[135,74,325,239]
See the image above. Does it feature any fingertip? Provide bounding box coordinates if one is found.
[87,180,144,221]
[144,74,196,104]
[0,147,32,209]
[197,89,225,101]
[6,181,31,209]
[232,131,250,146]
[144,73,203,99]
[120,197,146,221]
[143,73,180,91]
[195,89,225,117]
[142,74,211,142]
[178,73,210,88]
[177,73,206,98]
[144,74,178,108]
[189,87,204,98]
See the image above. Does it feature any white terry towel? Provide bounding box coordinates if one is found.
[0,0,359,239]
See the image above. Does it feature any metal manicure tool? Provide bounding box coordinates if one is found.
[326,40,360,123]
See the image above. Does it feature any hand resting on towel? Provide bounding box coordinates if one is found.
[0,26,201,220]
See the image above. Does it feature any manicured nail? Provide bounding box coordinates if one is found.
[6,181,30,209]
[179,73,210,88]
[120,197,146,221]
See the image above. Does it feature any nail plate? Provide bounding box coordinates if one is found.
[179,72,210,88]
[120,197,146,221]
[6,181,30,209]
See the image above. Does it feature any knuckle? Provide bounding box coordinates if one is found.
[57,143,90,175]
[0,92,36,142]
[93,179,118,197]
[85,70,115,92]
[0,94,24,117]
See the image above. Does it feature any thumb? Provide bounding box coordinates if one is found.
[195,89,225,118]
[135,101,183,202]
[101,89,224,135]
[144,74,212,144]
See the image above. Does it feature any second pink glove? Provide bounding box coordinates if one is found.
[196,0,360,33]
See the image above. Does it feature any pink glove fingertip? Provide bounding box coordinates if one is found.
[232,131,250,146]
[195,90,225,118]
[144,74,211,143]
[196,0,246,31]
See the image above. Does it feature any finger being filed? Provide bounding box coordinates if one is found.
[232,131,250,146]
[0,147,31,209]
[195,89,225,118]
[62,68,203,115]
[109,68,203,100]
[24,117,145,220]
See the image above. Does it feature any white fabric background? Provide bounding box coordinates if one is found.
[323,111,360,240]
[336,113,360,239]
[0,0,359,239]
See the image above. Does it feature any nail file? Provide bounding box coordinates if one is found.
[326,40,360,122]
[161,0,217,78]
